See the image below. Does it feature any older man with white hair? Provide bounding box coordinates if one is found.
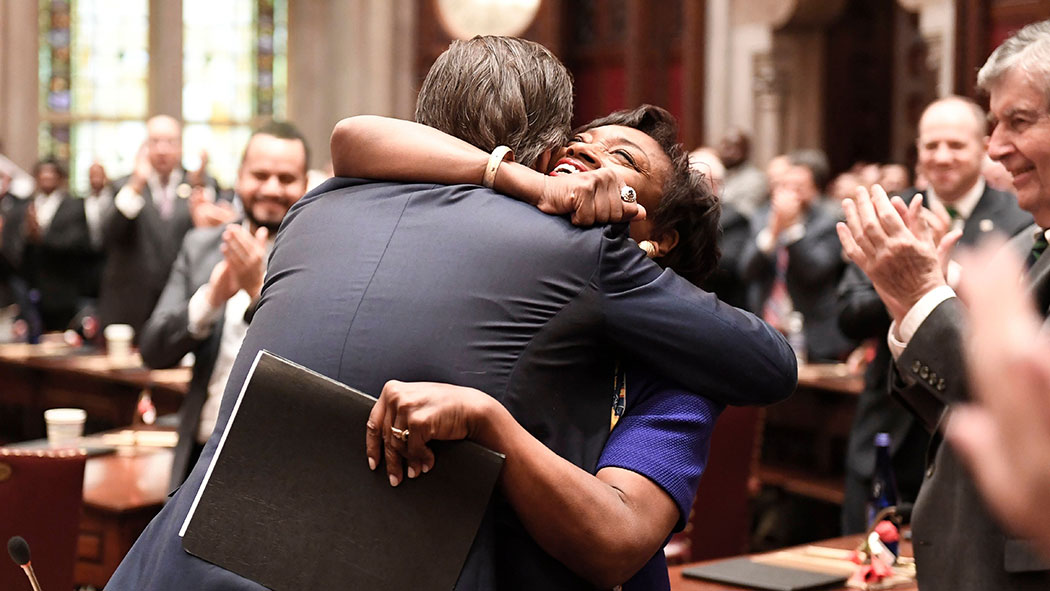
[836,19,1050,591]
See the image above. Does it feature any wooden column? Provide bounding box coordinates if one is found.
[953,0,987,97]
[682,0,706,148]
[0,0,41,171]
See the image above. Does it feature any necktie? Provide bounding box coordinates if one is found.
[763,247,792,329]
[1027,228,1049,269]
[158,185,174,219]
[944,205,960,220]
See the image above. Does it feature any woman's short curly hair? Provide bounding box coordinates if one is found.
[577,105,721,286]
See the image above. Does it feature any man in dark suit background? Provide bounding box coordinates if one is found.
[2,158,96,331]
[838,96,1032,534]
[836,20,1050,589]
[108,36,796,591]
[741,149,854,361]
[98,115,225,336]
[139,121,309,490]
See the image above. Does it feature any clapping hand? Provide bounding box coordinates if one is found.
[221,224,268,300]
[836,184,960,323]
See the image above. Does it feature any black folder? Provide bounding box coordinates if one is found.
[180,351,505,590]
[682,557,848,591]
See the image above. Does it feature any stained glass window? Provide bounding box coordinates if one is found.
[39,0,149,192]
[39,0,287,192]
[183,0,288,188]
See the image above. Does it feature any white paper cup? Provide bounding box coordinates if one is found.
[104,323,135,362]
[44,408,86,447]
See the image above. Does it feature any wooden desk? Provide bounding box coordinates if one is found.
[669,534,916,591]
[77,439,174,588]
[0,342,189,440]
[757,363,863,506]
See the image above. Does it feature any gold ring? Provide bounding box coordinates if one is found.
[391,426,409,442]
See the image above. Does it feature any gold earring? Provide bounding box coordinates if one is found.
[638,240,658,258]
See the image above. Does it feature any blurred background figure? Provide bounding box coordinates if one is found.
[97,115,224,337]
[689,147,749,310]
[688,147,726,195]
[878,163,910,196]
[717,129,768,217]
[741,149,854,362]
[2,158,96,331]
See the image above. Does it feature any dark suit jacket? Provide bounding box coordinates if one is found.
[98,171,214,335]
[838,185,1032,534]
[3,193,96,330]
[891,223,1050,590]
[108,178,797,591]
[700,202,751,310]
[740,202,853,361]
[138,225,228,489]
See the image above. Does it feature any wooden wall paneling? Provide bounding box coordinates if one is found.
[821,0,895,174]
[954,0,989,97]
[681,0,706,149]
[988,0,1050,48]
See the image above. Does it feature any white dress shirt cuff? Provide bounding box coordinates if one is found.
[114,184,146,219]
[188,284,222,339]
[887,285,957,359]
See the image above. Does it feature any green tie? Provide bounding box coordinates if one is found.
[1028,229,1049,269]
[944,205,961,220]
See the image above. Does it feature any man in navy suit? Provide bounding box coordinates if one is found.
[108,37,796,590]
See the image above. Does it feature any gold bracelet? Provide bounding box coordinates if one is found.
[482,145,513,189]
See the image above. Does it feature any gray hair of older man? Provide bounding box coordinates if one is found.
[977,19,1050,103]
[414,35,573,169]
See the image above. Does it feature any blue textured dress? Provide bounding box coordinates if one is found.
[598,361,725,590]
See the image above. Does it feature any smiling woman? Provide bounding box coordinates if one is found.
[329,105,731,590]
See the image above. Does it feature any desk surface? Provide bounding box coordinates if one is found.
[669,534,916,591]
[796,363,863,396]
[0,342,190,394]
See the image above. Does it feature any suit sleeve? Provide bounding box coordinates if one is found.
[890,297,967,431]
[785,219,844,287]
[139,237,209,369]
[41,199,92,253]
[102,181,139,247]
[837,263,890,340]
[597,226,797,406]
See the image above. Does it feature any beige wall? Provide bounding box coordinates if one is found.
[288,0,416,170]
[0,0,40,175]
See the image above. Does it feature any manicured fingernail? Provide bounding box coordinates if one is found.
[368,457,376,471]
[407,466,418,479]
[422,463,431,474]
[389,474,400,487]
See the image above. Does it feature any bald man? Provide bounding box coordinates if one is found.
[838,96,1032,534]
[98,115,223,335]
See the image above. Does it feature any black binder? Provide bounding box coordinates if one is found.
[181,351,505,590]
[682,557,848,591]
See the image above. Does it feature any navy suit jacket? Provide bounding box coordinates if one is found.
[109,178,796,590]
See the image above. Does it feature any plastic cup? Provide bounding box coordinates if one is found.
[104,323,135,362]
[44,408,86,447]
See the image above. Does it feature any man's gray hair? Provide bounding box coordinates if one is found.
[415,36,573,169]
[977,19,1050,106]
